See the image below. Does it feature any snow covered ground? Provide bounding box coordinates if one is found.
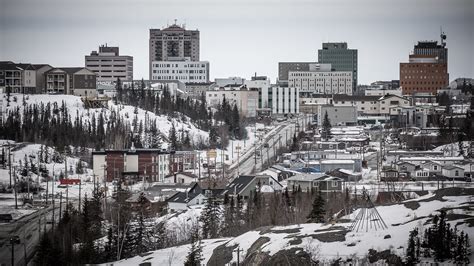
[107,188,474,265]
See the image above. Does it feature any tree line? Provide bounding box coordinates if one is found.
[406,210,470,264]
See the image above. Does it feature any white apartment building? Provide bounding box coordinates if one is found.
[151,60,209,83]
[333,94,411,115]
[206,87,259,117]
[289,71,353,95]
[365,88,402,97]
[268,86,300,115]
[244,76,271,109]
[85,45,133,82]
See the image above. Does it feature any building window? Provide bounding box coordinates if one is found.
[455,170,459,176]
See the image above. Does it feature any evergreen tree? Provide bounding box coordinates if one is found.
[406,228,419,264]
[321,111,332,141]
[169,123,178,151]
[200,196,221,239]
[307,190,325,223]
[184,227,203,266]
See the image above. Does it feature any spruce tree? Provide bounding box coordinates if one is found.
[200,196,221,239]
[185,227,203,266]
[406,228,419,264]
[169,123,178,151]
[307,190,325,223]
[321,111,332,141]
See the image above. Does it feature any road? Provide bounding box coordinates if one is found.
[0,204,60,266]
[226,115,308,179]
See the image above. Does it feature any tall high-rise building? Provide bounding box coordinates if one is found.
[149,22,200,80]
[85,44,133,82]
[318,42,358,91]
[400,33,449,95]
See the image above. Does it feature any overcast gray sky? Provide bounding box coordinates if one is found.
[1,0,473,84]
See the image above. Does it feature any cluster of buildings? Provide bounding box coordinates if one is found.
[2,23,470,127]
[383,150,473,182]
[0,44,134,98]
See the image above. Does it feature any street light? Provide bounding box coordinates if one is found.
[9,235,20,266]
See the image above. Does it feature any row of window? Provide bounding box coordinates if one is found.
[153,63,206,68]
[401,81,445,85]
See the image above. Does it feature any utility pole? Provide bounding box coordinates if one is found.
[8,144,12,188]
[65,155,69,206]
[236,146,241,176]
[10,236,20,266]
[233,248,243,266]
[59,192,63,221]
[52,169,55,233]
[78,181,82,213]
[13,166,18,209]
[198,151,201,179]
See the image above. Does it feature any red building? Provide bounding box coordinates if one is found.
[93,149,171,182]
[400,38,449,96]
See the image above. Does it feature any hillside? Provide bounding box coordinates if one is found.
[1,93,210,149]
[108,188,474,265]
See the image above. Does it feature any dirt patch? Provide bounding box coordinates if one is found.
[207,242,238,266]
[260,227,301,235]
[445,213,472,221]
[311,229,347,242]
[243,247,311,266]
[244,236,270,260]
[288,238,303,245]
[404,201,420,210]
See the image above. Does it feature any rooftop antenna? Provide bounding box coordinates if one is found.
[440,26,447,47]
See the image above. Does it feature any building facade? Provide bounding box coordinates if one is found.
[206,87,259,117]
[268,86,300,115]
[318,42,358,90]
[400,38,449,96]
[149,23,200,79]
[151,60,209,83]
[45,67,97,97]
[0,61,34,93]
[92,149,171,182]
[317,105,357,126]
[85,45,133,82]
[288,70,353,95]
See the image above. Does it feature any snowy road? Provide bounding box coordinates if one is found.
[226,116,307,179]
[0,204,60,266]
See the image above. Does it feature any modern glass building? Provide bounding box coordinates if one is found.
[318,42,358,92]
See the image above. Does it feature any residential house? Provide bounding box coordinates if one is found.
[220,175,281,199]
[420,161,442,174]
[286,173,343,192]
[396,161,417,177]
[381,167,400,181]
[328,168,362,182]
[164,172,198,184]
[286,173,326,192]
[0,61,23,93]
[167,191,207,212]
[32,64,53,93]
[45,67,97,97]
[441,165,465,181]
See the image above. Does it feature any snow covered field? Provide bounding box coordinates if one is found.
[107,188,474,265]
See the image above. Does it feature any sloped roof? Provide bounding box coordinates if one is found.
[166,191,204,204]
[222,175,255,195]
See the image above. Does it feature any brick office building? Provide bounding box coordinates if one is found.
[400,36,449,96]
[92,148,171,182]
